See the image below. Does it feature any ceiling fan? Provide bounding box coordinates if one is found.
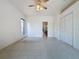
[28,0,49,11]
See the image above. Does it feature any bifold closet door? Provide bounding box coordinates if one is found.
[64,12,73,45]
[60,17,65,41]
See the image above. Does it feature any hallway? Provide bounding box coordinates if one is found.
[0,37,79,59]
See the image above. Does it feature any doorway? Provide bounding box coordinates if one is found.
[42,22,48,38]
[21,18,25,35]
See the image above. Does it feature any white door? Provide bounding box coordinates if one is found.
[60,17,65,41]
[64,13,73,45]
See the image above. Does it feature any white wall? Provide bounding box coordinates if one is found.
[27,16,55,37]
[0,0,25,49]
[59,0,79,50]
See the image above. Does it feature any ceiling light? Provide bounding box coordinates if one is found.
[36,4,44,11]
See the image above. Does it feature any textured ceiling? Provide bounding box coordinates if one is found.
[9,0,77,17]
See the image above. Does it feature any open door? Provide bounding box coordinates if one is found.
[42,22,48,38]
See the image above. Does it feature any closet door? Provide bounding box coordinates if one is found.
[60,17,65,41]
[64,12,73,45]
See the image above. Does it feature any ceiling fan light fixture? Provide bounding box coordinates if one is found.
[36,4,44,11]
[29,0,48,11]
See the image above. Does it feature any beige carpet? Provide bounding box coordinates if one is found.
[0,37,79,59]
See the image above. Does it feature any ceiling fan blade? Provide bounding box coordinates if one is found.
[29,5,35,7]
[43,0,49,2]
[43,6,47,9]
[34,0,41,3]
